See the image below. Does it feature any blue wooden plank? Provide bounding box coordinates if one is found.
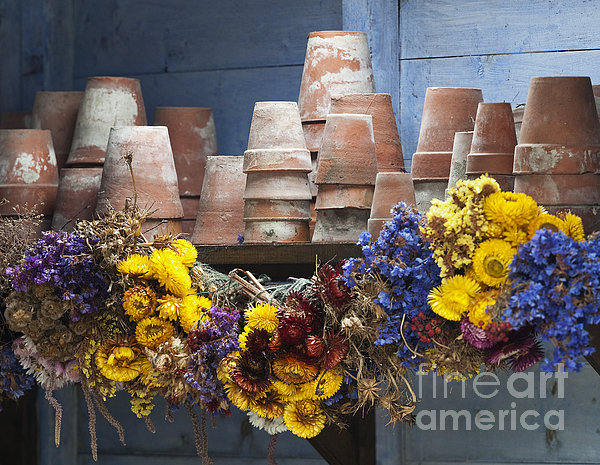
[399,361,600,463]
[399,0,600,59]
[0,0,22,112]
[343,0,401,151]
[400,50,600,168]
[79,65,305,157]
[72,0,342,78]
[38,385,79,465]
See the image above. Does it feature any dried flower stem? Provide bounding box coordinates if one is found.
[267,434,278,465]
[228,268,281,306]
[400,313,424,358]
[44,389,62,448]
[144,415,156,433]
[80,383,98,461]
[92,390,126,445]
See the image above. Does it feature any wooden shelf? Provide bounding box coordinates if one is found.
[195,242,362,280]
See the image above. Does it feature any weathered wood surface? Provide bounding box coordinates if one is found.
[0,0,23,113]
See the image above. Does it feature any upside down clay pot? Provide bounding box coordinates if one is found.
[67,76,147,166]
[31,91,83,170]
[329,93,404,171]
[96,126,183,239]
[513,77,600,175]
[192,156,246,245]
[0,129,59,216]
[368,172,416,238]
[52,167,103,232]
[466,102,517,191]
[447,131,474,194]
[412,87,483,211]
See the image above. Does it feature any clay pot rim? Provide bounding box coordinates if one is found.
[529,76,592,83]
[244,216,310,221]
[308,30,367,38]
[243,149,312,173]
[0,128,52,136]
[426,86,483,92]
[87,76,142,84]
[34,91,84,97]
[513,144,600,174]
[330,92,391,99]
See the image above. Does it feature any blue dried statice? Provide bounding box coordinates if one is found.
[343,203,441,364]
[5,231,108,321]
[0,344,34,410]
[504,229,600,372]
[186,306,240,412]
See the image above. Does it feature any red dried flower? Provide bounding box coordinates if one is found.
[279,316,311,346]
[305,335,324,359]
[246,328,272,354]
[285,292,323,332]
[314,264,351,312]
[231,352,271,393]
[322,331,349,369]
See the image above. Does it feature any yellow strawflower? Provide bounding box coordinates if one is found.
[149,249,192,297]
[428,275,481,321]
[245,302,279,333]
[122,285,156,321]
[283,399,326,439]
[179,294,211,332]
[135,316,175,348]
[117,254,150,277]
[471,239,516,287]
[172,239,198,268]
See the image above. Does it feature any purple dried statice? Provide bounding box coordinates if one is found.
[0,344,35,409]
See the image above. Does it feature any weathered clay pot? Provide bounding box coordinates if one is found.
[31,91,83,170]
[298,31,375,122]
[302,121,326,153]
[466,102,517,191]
[315,184,374,210]
[67,77,147,166]
[315,114,378,185]
[0,129,59,217]
[192,156,246,245]
[95,126,183,237]
[447,131,474,193]
[513,77,600,175]
[368,172,415,237]
[329,93,403,171]
[153,106,217,197]
[0,111,32,129]
[52,167,103,231]
[243,102,312,243]
[512,106,525,144]
[312,208,370,243]
[513,174,600,205]
[412,87,483,211]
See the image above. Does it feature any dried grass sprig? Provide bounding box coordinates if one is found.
[44,388,62,448]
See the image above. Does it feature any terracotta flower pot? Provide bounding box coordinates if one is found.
[0,129,59,219]
[52,167,103,231]
[31,91,84,170]
[192,156,246,245]
[412,87,483,211]
[243,102,312,243]
[67,77,147,166]
[0,111,32,129]
[466,102,517,191]
[368,172,415,237]
[312,208,370,243]
[180,196,201,237]
[302,121,326,153]
[513,174,600,205]
[298,31,375,122]
[315,113,378,185]
[447,131,474,193]
[513,77,600,175]
[329,93,404,171]
[96,126,183,239]
[153,106,217,197]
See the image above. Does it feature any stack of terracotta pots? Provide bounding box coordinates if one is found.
[153,107,218,236]
[313,113,377,242]
[513,76,600,233]
[0,129,59,233]
[447,131,474,193]
[512,105,525,144]
[31,91,83,170]
[242,102,312,243]
[192,156,246,245]
[53,76,147,231]
[466,102,517,191]
[95,126,184,240]
[368,172,416,238]
[411,87,483,211]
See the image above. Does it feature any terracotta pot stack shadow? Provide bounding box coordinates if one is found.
[53,76,147,231]
[466,102,517,191]
[446,131,474,194]
[313,113,377,242]
[513,76,600,233]
[0,129,59,234]
[153,107,218,237]
[95,126,184,240]
[192,156,246,245]
[31,91,83,170]
[242,102,312,243]
[368,172,416,238]
[411,87,483,211]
